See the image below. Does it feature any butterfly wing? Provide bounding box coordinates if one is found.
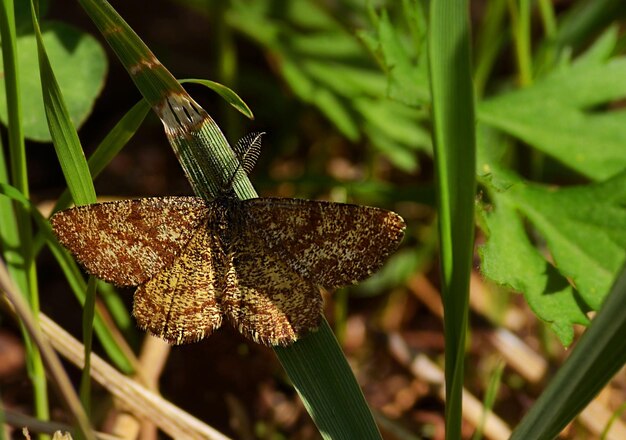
[133,223,225,344]
[243,198,405,288]
[50,197,209,286]
[222,229,323,346]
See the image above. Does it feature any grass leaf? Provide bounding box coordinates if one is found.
[428,0,476,438]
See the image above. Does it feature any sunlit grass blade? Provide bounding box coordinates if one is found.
[80,276,97,416]
[0,258,95,440]
[77,0,383,437]
[275,319,382,439]
[52,99,151,212]
[31,0,99,417]
[41,99,150,354]
[1,0,48,428]
[429,0,476,439]
[30,0,123,413]
[0,0,26,192]
[179,78,254,120]
[511,264,626,440]
[77,0,254,201]
[31,1,96,206]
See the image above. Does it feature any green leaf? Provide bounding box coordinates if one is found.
[513,173,626,310]
[478,188,587,346]
[478,57,626,180]
[479,168,626,344]
[227,2,426,169]
[0,21,107,142]
[376,9,429,106]
[511,265,626,439]
[32,17,96,205]
[275,319,381,440]
[429,0,476,438]
[180,78,254,120]
[52,99,151,212]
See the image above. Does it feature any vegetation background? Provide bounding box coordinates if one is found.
[2,0,626,439]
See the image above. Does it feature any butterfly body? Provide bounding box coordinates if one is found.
[51,194,405,346]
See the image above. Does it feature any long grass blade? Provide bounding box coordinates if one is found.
[52,99,151,212]
[428,1,476,439]
[275,319,382,439]
[1,0,48,428]
[31,1,96,206]
[78,0,253,201]
[77,0,382,437]
[80,277,97,417]
[510,264,626,439]
[0,258,95,440]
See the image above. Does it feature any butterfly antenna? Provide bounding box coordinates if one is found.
[224,132,265,190]
[234,132,264,175]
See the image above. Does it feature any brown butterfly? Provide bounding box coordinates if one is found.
[50,136,405,346]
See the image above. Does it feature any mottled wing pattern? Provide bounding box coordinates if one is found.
[222,228,323,346]
[50,197,208,286]
[244,198,406,288]
[133,222,225,344]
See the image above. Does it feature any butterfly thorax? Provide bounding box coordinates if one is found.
[205,189,247,251]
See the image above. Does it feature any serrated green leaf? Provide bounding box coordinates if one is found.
[227,2,425,169]
[377,9,428,106]
[354,97,431,150]
[478,192,588,345]
[479,164,626,344]
[512,172,626,310]
[571,25,617,67]
[478,58,626,180]
[0,21,107,142]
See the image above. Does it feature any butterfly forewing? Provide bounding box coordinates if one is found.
[133,222,225,344]
[50,197,209,286]
[243,198,406,288]
[223,228,323,346]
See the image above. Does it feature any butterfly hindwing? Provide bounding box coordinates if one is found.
[50,197,208,286]
[243,198,406,288]
[222,228,323,346]
[133,222,225,344]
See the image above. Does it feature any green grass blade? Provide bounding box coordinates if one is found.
[76,0,186,106]
[40,98,147,354]
[510,264,626,440]
[78,0,251,200]
[180,78,254,120]
[428,1,476,439]
[1,0,48,429]
[78,0,382,437]
[31,1,99,423]
[80,277,97,417]
[0,257,95,440]
[275,319,382,439]
[0,0,27,193]
[31,0,96,206]
[52,99,151,212]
